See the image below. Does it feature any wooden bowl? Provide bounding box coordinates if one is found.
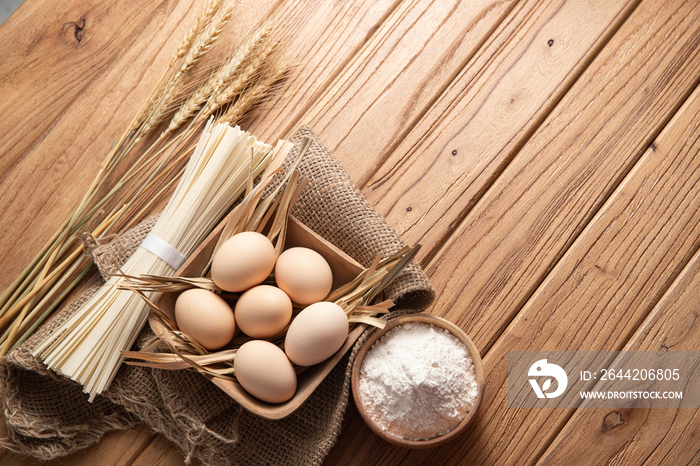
[149,214,366,420]
[351,314,484,449]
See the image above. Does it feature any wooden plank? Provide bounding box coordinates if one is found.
[327,0,700,464]
[538,253,700,465]
[295,0,518,185]
[0,0,172,177]
[324,3,637,461]
[535,90,700,465]
[130,436,189,466]
[359,0,639,258]
[420,0,700,349]
[403,6,700,465]
[244,0,407,148]
[0,423,156,466]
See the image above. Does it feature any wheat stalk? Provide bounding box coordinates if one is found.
[171,0,225,66]
[166,21,277,135]
[177,0,238,78]
[206,23,274,113]
[218,60,290,126]
[135,0,238,142]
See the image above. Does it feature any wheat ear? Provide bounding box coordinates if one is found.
[205,23,274,115]
[171,0,225,67]
[136,0,238,141]
[218,61,290,126]
[166,21,273,134]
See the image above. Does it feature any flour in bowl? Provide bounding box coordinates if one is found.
[358,321,478,440]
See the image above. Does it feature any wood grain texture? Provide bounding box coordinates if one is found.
[130,435,191,466]
[536,84,700,466]
[0,0,204,180]
[324,0,638,460]
[0,423,156,466]
[299,0,517,185]
[361,0,639,258]
[453,68,700,466]
[406,3,700,463]
[0,0,170,177]
[422,0,700,350]
[243,0,403,148]
[539,259,700,460]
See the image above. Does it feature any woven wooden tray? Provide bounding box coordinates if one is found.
[149,214,365,420]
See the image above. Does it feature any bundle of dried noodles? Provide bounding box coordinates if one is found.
[33,122,279,401]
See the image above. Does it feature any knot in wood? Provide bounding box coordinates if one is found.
[602,410,624,431]
[63,18,86,44]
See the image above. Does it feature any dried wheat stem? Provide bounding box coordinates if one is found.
[180,0,238,76]
[9,262,95,354]
[171,0,225,67]
[204,23,274,115]
[0,137,126,319]
[0,255,92,354]
[0,215,115,332]
[135,0,235,132]
[0,207,123,356]
[2,190,96,348]
[165,22,272,134]
[136,0,238,143]
[166,81,216,134]
[0,219,68,319]
[218,61,290,126]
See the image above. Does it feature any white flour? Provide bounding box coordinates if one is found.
[358,322,478,440]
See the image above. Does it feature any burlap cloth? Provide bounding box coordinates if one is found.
[0,127,435,465]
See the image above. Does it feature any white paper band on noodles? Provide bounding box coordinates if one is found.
[140,234,187,270]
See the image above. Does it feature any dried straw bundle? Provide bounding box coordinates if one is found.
[0,0,289,357]
[33,123,275,401]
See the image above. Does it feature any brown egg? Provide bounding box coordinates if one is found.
[234,340,297,403]
[274,247,333,305]
[234,285,293,338]
[211,231,276,292]
[174,288,235,350]
[284,301,349,366]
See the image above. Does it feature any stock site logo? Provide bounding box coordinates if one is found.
[528,359,567,399]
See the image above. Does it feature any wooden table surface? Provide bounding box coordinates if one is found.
[2,0,700,464]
